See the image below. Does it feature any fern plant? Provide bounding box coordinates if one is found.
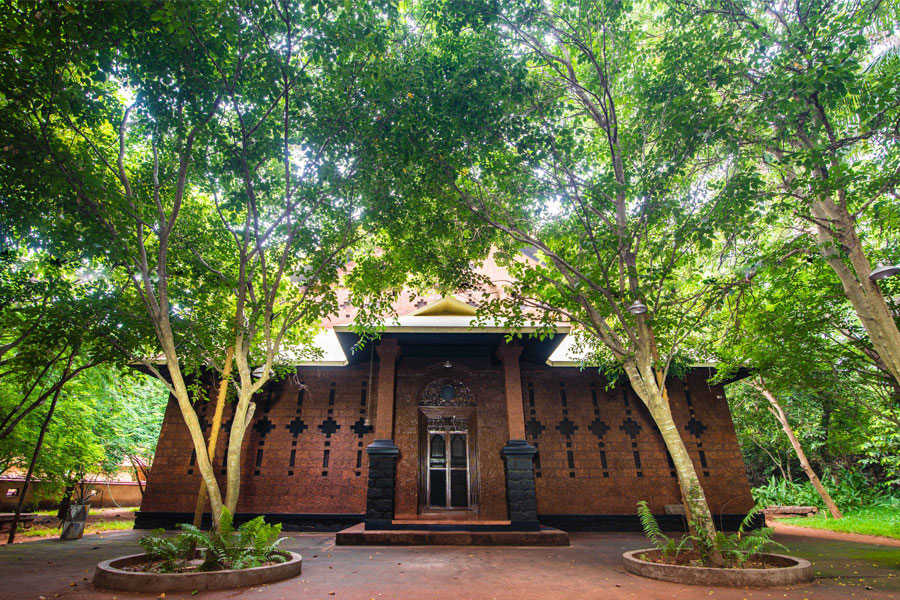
[716,507,787,568]
[636,501,691,560]
[636,502,786,568]
[137,510,288,573]
[138,528,193,573]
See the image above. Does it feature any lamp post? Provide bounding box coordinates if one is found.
[870,263,900,282]
[627,300,648,315]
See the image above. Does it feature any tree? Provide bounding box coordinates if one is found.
[0,0,397,527]
[0,365,166,497]
[0,247,120,442]
[711,245,900,516]
[678,0,900,385]
[356,0,769,565]
[748,378,843,518]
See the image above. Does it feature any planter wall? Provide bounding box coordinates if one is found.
[93,551,302,593]
[622,549,814,588]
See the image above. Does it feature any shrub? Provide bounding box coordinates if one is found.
[137,509,287,573]
[752,471,900,510]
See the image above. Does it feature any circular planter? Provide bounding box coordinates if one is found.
[622,549,813,587]
[93,551,302,593]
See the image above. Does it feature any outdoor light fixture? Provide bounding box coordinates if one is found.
[627,300,648,315]
[443,360,453,369]
[363,417,371,428]
[870,263,900,281]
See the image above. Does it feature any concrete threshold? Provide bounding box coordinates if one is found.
[335,523,570,546]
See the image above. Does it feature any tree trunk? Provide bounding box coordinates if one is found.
[811,198,900,386]
[623,359,725,567]
[223,385,255,516]
[158,338,225,524]
[7,381,63,544]
[192,346,234,527]
[751,380,843,519]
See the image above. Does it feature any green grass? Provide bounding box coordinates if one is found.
[17,518,134,538]
[780,506,900,540]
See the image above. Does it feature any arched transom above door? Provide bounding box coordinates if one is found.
[418,379,475,407]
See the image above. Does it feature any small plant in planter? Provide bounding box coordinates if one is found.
[60,479,98,540]
[636,501,787,568]
[137,509,288,573]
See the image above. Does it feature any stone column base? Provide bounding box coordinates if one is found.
[501,440,539,530]
[365,439,400,529]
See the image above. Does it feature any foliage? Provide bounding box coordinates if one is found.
[138,510,287,573]
[636,501,691,560]
[0,246,130,443]
[0,366,166,499]
[752,473,900,510]
[713,508,787,569]
[138,528,195,573]
[0,0,411,523]
[637,502,786,568]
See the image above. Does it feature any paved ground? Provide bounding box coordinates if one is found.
[1,509,137,545]
[0,529,897,600]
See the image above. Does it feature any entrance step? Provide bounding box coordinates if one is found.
[335,523,570,546]
[392,519,512,527]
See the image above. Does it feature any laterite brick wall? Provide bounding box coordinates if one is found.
[141,363,753,518]
[141,365,378,515]
[523,365,753,516]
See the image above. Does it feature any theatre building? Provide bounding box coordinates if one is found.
[136,261,754,542]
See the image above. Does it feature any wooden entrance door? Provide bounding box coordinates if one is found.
[418,406,476,512]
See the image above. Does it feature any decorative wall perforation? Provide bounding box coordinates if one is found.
[252,386,278,476]
[253,417,275,437]
[556,417,578,437]
[286,417,308,437]
[620,417,642,438]
[559,382,576,478]
[188,400,208,474]
[196,413,211,433]
[319,382,338,476]
[319,416,341,436]
[525,381,542,478]
[620,388,643,477]
[351,417,370,437]
[220,404,236,475]
[589,383,610,477]
[525,418,546,439]
[683,385,710,477]
[686,417,707,437]
[353,380,371,478]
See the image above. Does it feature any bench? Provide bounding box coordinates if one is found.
[763,505,818,518]
[0,512,37,532]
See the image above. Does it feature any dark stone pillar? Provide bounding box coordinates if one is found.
[501,440,540,531]
[364,439,400,529]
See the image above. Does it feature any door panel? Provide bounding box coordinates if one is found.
[426,428,470,509]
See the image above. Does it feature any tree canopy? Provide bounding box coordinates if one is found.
[0,0,897,553]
